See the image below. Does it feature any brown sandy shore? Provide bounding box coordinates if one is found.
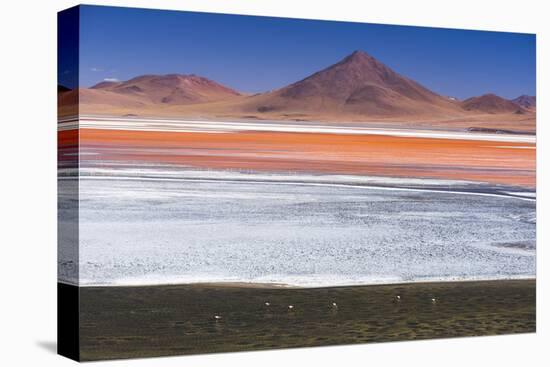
[78,279,535,361]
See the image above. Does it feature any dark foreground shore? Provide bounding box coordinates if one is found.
[79,279,535,360]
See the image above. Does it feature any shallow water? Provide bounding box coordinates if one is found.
[78,280,536,360]
[59,169,535,286]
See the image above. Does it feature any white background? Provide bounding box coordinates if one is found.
[0,0,548,365]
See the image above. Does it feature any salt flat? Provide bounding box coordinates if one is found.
[59,169,536,287]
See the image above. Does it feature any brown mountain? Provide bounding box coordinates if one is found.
[87,74,241,106]
[238,50,463,118]
[90,80,122,89]
[512,95,536,110]
[58,84,72,93]
[76,51,534,132]
[58,84,79,117]
[461,94,524,114]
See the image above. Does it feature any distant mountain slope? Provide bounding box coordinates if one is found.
[58,84,72,93]
[512,95,536,110]
[88,74,241,106]
[461,94,524,114]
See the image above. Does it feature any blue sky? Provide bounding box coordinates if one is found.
[73,5,535,99]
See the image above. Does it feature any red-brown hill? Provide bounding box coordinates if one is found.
[461,94,524,114]
[240,50,463,117]
[89,74,241,106]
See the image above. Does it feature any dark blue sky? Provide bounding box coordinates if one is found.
[76,5,536,99]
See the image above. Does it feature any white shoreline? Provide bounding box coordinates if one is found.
[59,275,537,288]
[74,174,536,202]
[57,115,536,143]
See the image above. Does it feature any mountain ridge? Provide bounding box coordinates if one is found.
[512,95,536,110]
[69,50,535,127]
[86,74,241,106]
[461,93,525,114]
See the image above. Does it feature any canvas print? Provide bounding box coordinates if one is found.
[58,5,536,361]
